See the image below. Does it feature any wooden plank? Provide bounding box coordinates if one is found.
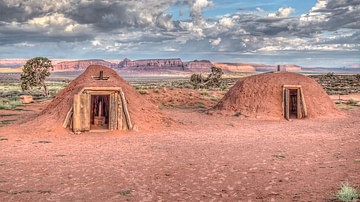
[285,88,290,120]
[283,85,302,89]
[82,87,122,91]
[81,94,91,131]
[83,91,114,95]
[73,94,90,132]
[297,89,302,119]
[282,87,285,118]
[109,93,117,131]
[299,87,307,117]
[62,106,73,128]
[120,90,133,130]
[117,93,123,130]
[73,94,81,132]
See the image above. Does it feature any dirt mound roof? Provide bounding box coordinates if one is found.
[32,65,169,132]
[214,72,342,119]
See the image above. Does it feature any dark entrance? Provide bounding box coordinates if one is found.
[90,95,110,130]
[289,89,298,118]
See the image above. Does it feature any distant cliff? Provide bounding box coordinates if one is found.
[53,59,118,71]
[119,58,213,72]
[213,63,256,72]
[184,60,213,72]
[119,58,184,71]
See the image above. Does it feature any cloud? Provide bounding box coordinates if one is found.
[210,37,221,46]
[268,7,295,18]
[187,0,213,21]
[0,0,359,66]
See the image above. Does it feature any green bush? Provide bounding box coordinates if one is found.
[0,98,23,110]
[336,182,359,202]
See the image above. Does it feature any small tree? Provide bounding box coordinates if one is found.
[21,57,52,96]
[190,66,223,88]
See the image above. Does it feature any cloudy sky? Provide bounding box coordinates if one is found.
[0,0,359,67]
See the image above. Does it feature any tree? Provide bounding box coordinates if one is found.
[190,66,224,88]
[21,57,52,96]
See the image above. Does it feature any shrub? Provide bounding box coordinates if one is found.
[138,89,148,95]
[336,182,359,202]
[346,99,358,106]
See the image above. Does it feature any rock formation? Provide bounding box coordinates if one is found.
[53,59,118,71]
[213,63,256,72]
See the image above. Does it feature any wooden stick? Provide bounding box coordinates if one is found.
[63,106,73,128]
[282,87,285,118]
[117,93,123,130]
[120,89,133,130]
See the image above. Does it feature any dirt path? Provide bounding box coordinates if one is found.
[0,94,359,201]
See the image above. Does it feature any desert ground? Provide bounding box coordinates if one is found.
[0,78,360,201]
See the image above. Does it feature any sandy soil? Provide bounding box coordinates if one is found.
[0,92,359,201]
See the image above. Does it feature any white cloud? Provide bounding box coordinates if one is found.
[268,7,295,18]
[219,17,234,27]
[14,42,35,47]
[210,37,221,46]
[91,40,102,46]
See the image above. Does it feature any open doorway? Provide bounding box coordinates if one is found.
[283,85,307,120]
[289,89,298,118]
[90,95,110,130]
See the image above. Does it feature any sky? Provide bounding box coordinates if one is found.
[0,0,359,67]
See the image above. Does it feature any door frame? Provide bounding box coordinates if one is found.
[282,85,307,120]
[65,87,132,133]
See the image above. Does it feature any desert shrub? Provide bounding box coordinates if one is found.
[336,182,359,202]
[346,99,358,106]
[233,112,241,117]
[355,74,360,81]
[326,72,335,78]
[0,98,22,110]
[219,85,227,91]
[138,89,148,95]
[190,66,223,89]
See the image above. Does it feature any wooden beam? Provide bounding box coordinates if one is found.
[62,106,73,128]
[120,89,133,130]
[83,91,115,95]
[299,87,308,117]
[73,94,81,132]
[81,87,122,91]
[285,88,290,120]
[117,93,123,130]
[81,94,91,131]
[297,89,302,119]
[282,87,285,118]
[283,85,302,89]
[109,93,117,131]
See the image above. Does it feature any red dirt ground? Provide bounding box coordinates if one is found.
[0,91,359,201]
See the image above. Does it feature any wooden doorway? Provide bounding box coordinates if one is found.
[283,85,307,120]
[65,87,133,133]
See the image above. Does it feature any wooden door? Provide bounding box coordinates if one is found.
[109,93,117,131]
[73,94,91,132]
[296,89,302,118]
[284,88,290,120]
